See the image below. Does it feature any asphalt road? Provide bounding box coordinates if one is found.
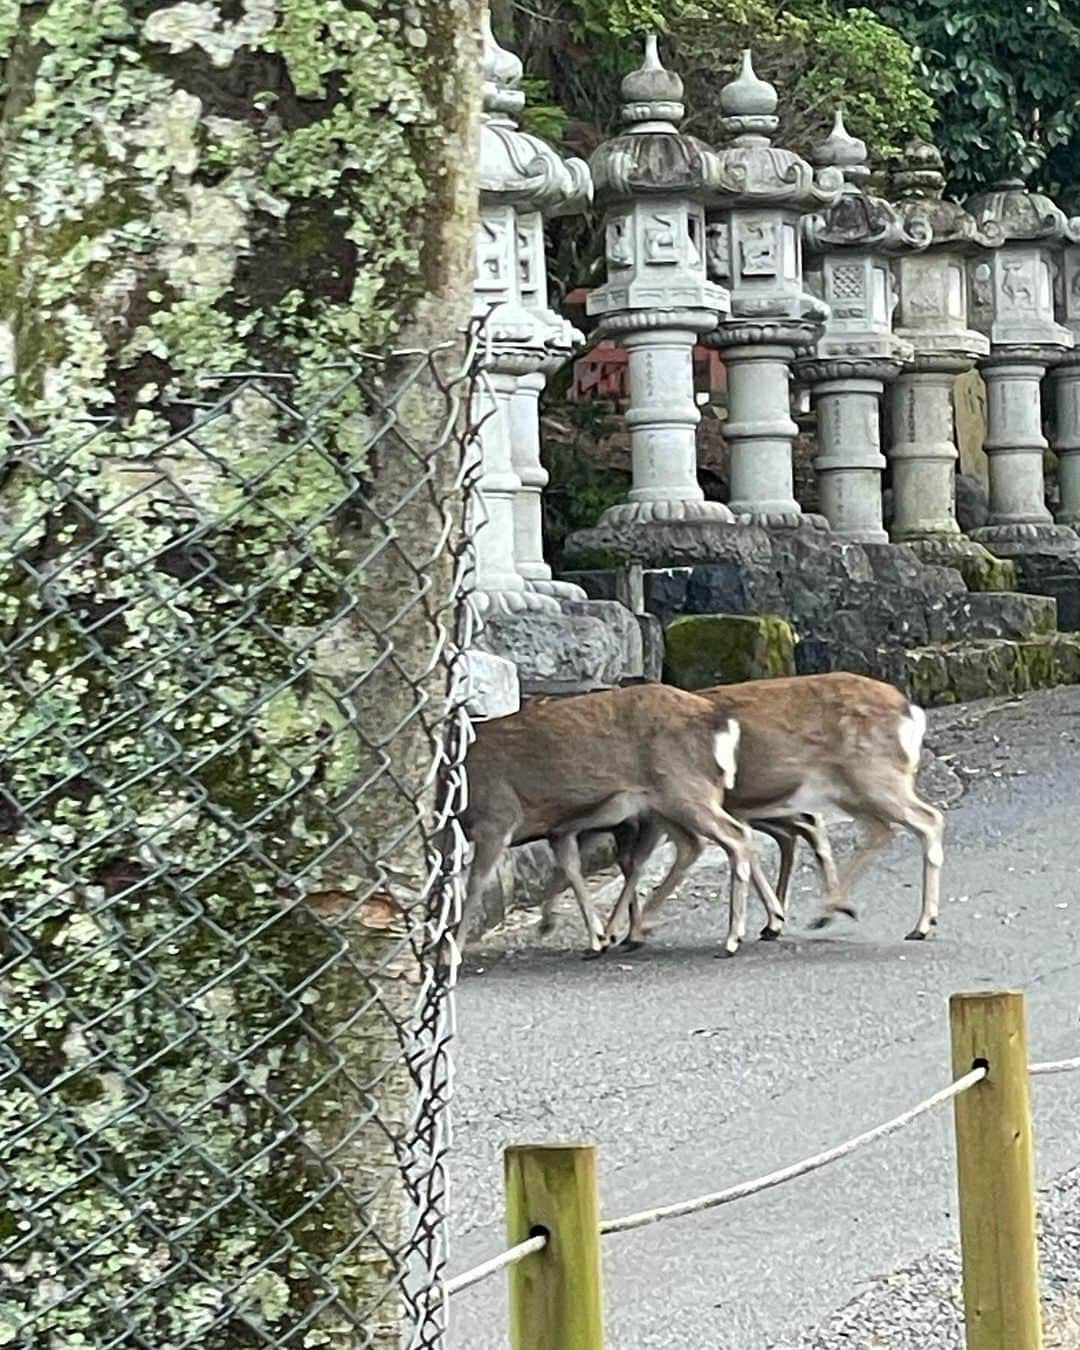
[446,687,1080,1349]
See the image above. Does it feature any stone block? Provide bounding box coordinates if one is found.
[955,473,990,532]
[663,614,797,690]
[561,598,645,681]
[937,592,1057,642]
[558,569,617,602]
[454,648,521,720]
[476,611,623,695]
[903,634,1080,708]
[1026,574,1080,631]
[562,518,773,570]
[644,568,692,626]
[636,613,665,682]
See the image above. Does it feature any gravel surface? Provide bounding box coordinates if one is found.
[448,686,1080,1349]
[771,1163,1080,1349]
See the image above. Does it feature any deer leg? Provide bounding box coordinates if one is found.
[460,826,512,950]
[552,833,607,955]
[663,800,774,957]
[750,820,797,939]
[628,823,705,946]
[809,817,894,930]
[602,815,667,948]
[795,812,840,898]
[899,796,945,941]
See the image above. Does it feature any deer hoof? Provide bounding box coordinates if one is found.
[809,914,832,931]
[836,903,858,921]
[904,928,928,942]
[759,925,782,942]
[716,942,741,959]
[581,945,607,961]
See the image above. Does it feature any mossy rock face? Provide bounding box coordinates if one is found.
[958,549,1018,594]
[663,614,796,690]
[905,634,1080,706]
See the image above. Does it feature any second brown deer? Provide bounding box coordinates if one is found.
[547,673,943,955]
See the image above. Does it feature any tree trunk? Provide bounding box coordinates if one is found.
[0,3,482,1347]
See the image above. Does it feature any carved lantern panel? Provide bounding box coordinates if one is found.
[967,243,1068,349]
[706,210,805,319]
[590,196,719,316]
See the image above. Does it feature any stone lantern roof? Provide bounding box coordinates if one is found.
[803,112,931,256]
[966,176,1080,245]
[478,12,591,217]
[890,140,1003,254]
[589,34,722,202]
[709,50,843,210]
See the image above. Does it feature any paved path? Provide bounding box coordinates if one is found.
[447,687,1080,1349]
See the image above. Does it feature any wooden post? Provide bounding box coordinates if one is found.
[505,1143,604,1350]
[950,991,1042,1350]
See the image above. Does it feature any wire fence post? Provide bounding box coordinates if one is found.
[950,990,1043,1350]
[505,1144,605,1350]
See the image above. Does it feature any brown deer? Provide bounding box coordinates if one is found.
[551,673,942,954]
[459,683,788,956]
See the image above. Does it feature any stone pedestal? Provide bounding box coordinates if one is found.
[800,360,897,543]
[599,311,731,526]
[472,356,561,615]
[975,350,1057,531]
[1053,353,1080,528]
[509,368,586,600]
[888,356,968,542]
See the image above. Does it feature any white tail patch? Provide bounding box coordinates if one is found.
[714,718,740,790]
[897,705,927,772]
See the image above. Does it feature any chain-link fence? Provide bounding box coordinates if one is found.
[0,340,481,1349]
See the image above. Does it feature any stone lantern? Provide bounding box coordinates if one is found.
[796,113,928,543]
[472,14,591,614]
[588,35,733,529]
[884,140,1003,570]
[1052,234,1080,528]
[703,51,843,528]
[964,178,1080,566]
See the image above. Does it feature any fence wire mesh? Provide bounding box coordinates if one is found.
[0,340,481,1350]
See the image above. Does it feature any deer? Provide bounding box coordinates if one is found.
[458,682,789,957]
[544,672,942,955]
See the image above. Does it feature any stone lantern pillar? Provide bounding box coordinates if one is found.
[511,201,588,603]
[588,36,733,529]
[884,141,1003,570]
[472,16,591,614]
[796,113,927,543]
[964,178,1080,567]
[702,51,843,529]
[1052,239,1080,528]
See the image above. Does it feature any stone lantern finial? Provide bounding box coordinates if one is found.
[812,110,869,193]
[719,49,779,145]
[620,33,686,130]
[481,9,525,120]
[893,139,947,201]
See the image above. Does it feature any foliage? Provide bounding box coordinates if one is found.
[862,0,1080,199]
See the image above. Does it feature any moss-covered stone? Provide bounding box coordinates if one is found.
[907,537,1017,592]
[905,634,1080,706]
[663,613,796,690]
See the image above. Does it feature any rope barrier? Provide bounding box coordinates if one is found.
[444,1052,1080,1296]
[599,1065,987,1238]
[443,1233,547,1297]
[1030,1055,1080,1076]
